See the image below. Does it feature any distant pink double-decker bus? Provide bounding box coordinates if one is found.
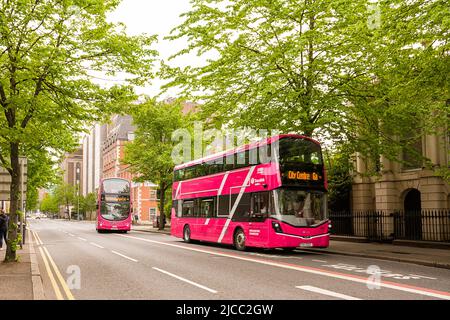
[96,178,132,233]
[171,134,330,250]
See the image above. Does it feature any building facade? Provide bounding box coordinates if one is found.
[82,124,107,197]
[351,130,450,241]
[61,147,83,193]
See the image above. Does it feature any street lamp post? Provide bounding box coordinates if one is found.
[76,166,80,221]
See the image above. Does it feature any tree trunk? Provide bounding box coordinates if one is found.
[158,183,166,230]
[5,143,20,262]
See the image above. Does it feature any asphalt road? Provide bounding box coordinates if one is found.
[29,219,450,300]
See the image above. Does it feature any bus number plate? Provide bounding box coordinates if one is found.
[300,243,313,248]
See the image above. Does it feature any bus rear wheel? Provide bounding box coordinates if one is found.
[183,225,191,243]
[234,229,246,251]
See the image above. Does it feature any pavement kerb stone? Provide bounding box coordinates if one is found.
[28,228,45,300]
[133,228,171,235]
[303,248,450,270]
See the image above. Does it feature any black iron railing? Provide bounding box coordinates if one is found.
[329,210,450,242]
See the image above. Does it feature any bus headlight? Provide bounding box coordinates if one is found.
[272,221,283,233]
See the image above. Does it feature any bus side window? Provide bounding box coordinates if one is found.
[232,193,251,218]
[176,200,182,218]
[200,198,215,218]
[217,195,230,216]
[182,200,194,217]
[235,151,246,168]
[195,199,200,217]
[173,200,177,216]
[252,192,270,216]
[225,155,234,171]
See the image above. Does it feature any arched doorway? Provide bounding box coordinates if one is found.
[404,189,422,240]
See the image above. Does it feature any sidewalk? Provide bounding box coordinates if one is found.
[304,240,450,270]
[0,233,38,300]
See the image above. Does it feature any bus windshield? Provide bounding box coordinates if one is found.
[100,202,130,221]
[278,138,322,165]
[100,178,131,221]
[103,178,130,194]
[273,188,327,227]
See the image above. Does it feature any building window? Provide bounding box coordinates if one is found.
[402,136,423,170]
[150,190,157,200]
[149,208,157,221]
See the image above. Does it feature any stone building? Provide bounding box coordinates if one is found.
[351,130,450,241]
[61,147,83,193]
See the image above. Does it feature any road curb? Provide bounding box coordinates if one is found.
[302,248,450,270]
[132,228,171,235]
[28,229,45,300]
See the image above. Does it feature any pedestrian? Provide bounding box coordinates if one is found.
[0,209,8,251]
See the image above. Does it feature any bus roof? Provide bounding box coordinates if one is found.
[174,134,320,171]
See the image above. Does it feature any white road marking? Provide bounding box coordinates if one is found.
[152,267,217,294]
[77,237,87,241]
[249,253,303,260]
[296,285,362,300]
[68,233,75,237]
[111,250,138,262]
[409,274,437,280]
[117,234,450,300]
[90,242,104,249]
[313,259,327,263]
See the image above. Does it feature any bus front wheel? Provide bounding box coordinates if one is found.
[234,229,246,251]
[183,225,191,243]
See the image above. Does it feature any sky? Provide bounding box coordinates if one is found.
[107,0,198,98]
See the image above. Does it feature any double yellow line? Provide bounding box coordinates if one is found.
[32,230,75,300]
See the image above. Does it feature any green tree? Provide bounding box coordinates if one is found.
[40,193,59,216]
[124,98,191,230]
[162,0,373,136]
[324,147,353,212]
[54,182,76,219]
[82,192,98,221]
[337,0,450,175]
[0,0,156,261]
[162,0,449,177]
[25,149,61,211]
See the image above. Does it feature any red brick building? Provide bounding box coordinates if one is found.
[102,115,159,223]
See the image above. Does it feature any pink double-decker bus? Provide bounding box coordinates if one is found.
[96,178,132,233]
[171,134,330,251]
